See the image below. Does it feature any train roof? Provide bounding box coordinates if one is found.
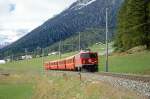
[44,51,98,63]
[79,50,97,54]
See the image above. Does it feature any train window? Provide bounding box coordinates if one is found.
[81,53,97,58]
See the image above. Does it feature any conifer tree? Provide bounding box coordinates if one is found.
[114,0,128,51]
[148,2,150,49]
[145,1,150,49]
[115,0,150,50]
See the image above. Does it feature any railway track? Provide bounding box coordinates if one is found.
[95,72,150,83]
[46,70,150,83]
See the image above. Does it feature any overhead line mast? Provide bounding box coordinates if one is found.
[79,32,81,51]
[105,8,109,72]
[59,40,62,59]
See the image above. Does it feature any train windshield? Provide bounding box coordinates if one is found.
[81,53,97,58]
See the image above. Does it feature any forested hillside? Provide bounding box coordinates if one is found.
[45,28,114,53]
[114,0,150,51]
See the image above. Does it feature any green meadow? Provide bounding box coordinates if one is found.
[0,84,33,99]
[0,44,150,74]
[99,51,150,75]
[0,44,150,99]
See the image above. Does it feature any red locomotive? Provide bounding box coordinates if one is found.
[44,51,98,72]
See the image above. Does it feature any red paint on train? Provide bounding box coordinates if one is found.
[44,51,98,72]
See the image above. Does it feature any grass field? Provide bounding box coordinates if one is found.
[0,44,150,74]
[99,51,150,75]
[0,51,78,74]
[0,43,150,75]
[0,52,78,99]
[0,72,145,99]
[89,42,114,55]
[0,73,35,99]
[32,74,142,99]
[0,44,150,99]
[0,84,33,99]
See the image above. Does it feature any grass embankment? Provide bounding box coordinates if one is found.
[32,74,142,99]
[0,71,142,99]
[89,43,150,75]
[99,51,150,75]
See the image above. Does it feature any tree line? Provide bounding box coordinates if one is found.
[114,0,150,51]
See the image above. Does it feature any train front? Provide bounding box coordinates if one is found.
[80,51,98,72]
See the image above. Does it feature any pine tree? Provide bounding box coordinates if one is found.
[127,0,145,47]
[145,1,150,49]
[115,0,150,51]
[114,0,128,51]
[149,2,150,49]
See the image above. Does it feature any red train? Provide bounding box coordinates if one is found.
[44,51,98,72]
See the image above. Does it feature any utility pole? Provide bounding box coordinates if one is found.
[59,40,61,59]
[42,48,45,74]
[25,48,27,60]
[79,32,81,51]
[11,54,13,62]
[72,37,74,52]
[105,8,109,72]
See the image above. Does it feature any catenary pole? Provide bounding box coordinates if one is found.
[59,40,61,59]
[105,8,109,72]
[79,32,81,51]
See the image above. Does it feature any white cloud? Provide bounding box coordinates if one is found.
[0,0,11,15]
[0,0,76,43]
[0,30,25,43]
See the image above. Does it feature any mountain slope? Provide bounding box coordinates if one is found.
[45,28,115,53]
[0,0,124,57]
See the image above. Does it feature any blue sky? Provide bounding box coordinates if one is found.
[0,0,76,43]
